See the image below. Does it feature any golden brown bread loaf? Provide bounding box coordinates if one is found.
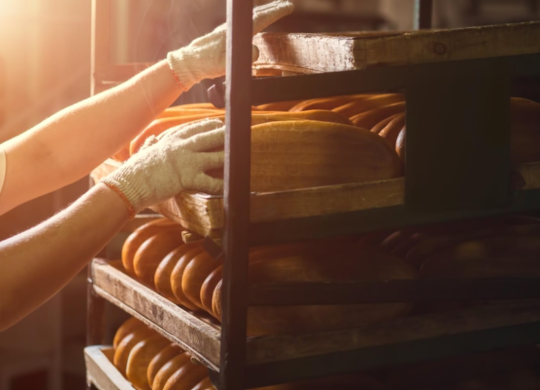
[155,242,203,304]
[351,102,406,129]
[212,242,417,335]
[113,327,156,375]
[371,113,400,135]
[152,353,191,390]
[113,317,145,349]
[163,360,209,390]
[289,95,369,112]
[379,113,406,149]
[182,252,222,310]
[207,120,401,192]
[200,266,223,314]
[333,94,405,118]
[133,228,184,287]
[147,344,184,389]
[250,110,353,126]
[256,100,303,111]
[171,245,206,311]
[126,334,170,390]
[122,219,177,275]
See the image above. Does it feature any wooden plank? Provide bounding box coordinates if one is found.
[91,259,221,370]
[245,302,540,366]
[85,346,134,390]
[90,160,540,238]
[253,22,540,74]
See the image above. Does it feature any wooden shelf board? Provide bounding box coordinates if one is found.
[91,259,221,371]
[92,259,540,381]
[85,346,134,390]
[253,22,540,74]
[91,160,540,239]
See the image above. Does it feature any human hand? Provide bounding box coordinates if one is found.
[167,0,294,91]
[102,119,225,217]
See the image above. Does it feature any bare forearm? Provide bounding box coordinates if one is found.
[0,184,129,331]
[0,60,180,213]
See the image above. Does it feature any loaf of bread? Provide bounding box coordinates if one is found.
[163,360,208,390]
[126,334,170,390]
[210,241,417,335]
[333,93,405,118]
[113,327,156,375]
[250,110,353,126]
[147,344,184,389]
[155,242,203,304]
[289,94,369,111]
[256,100,303,111]
[133,228,184,287]
[182,251,222,310]
[170,245,206,311]
[152,353,191,390]
[379,113,406,149]
[122,219,177,275]
[207,120,401,192]
[351,102,406,130]
[113,317,145,349]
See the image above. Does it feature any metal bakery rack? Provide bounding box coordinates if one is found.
[86,1,540,389]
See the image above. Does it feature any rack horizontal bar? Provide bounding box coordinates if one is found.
[247,54,540,105]
[249,278,540,305]
[248,188,540,246]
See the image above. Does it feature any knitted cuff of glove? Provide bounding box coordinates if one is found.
[101,180,136,220]
[167,52,189,91]
[0,148,6,195]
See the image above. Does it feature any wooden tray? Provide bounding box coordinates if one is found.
[253,22,540,74]
[85,346,134,390]
[91,258,540,378]
[90,159,540,239]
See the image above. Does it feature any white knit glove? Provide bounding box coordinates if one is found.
[167,0,294,91]
[101,119,225,218]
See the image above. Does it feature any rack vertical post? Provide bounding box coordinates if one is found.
[218,0,253,389]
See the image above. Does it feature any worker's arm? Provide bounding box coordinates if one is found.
[0,184,128,331]
[0,60,179,215]
[0,118,225,331]
[0,0,293,216]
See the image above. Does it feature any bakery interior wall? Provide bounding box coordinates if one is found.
[0,0,538,389]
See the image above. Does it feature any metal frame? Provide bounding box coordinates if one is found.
[87,1,540,390]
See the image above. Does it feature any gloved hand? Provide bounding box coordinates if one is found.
[101,119,225,218]
[167,0,294,91]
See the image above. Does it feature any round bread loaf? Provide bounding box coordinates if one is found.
[182,252,222,310]
[171,246,206,311]
[122,219,176,275]
[147,344,184,389]
[163,360,208,390]
[126,334,170,390]
[133,228,184,287]
[213,242,418,335]
[113,327,156,375]
[153,353,191,390]
[113,317,144,349]
[155,242,202,303]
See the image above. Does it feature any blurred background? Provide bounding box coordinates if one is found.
[0,0,538,389]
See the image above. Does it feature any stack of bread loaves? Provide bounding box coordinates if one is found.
[121,218,418,336]
[112,317,386,390]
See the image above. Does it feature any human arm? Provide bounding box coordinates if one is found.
[0,0,293,216]
[0,183,129,331]
[0,60,180,215]
[0,118,225,331]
